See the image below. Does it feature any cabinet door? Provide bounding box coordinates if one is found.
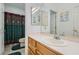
[28,37,36,54]
[28,37,36,47]
[28,48,34,55]
[37,42,56,55]
[36,50,43,55]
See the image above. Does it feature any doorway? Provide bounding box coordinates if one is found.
[50,10,56,34]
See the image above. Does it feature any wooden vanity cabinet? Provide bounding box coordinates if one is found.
[28,37,36,55]
[28,37,63,55]
[36,42,56,55]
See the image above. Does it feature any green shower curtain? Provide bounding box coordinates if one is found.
[4,12,25,44]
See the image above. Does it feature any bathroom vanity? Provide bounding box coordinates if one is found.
[28,36,62,55]
[28,33,79,55]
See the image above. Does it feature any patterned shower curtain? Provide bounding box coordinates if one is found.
[4,12,25,45]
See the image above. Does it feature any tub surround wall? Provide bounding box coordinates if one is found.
[4,4,25,15]
[0,3,4,54]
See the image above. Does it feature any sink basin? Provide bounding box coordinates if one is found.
[50,39,64,44]
[45,36,67,47]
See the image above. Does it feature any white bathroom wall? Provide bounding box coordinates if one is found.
[25,3,43,54]
[0,3,4,55]
[71,7,79,36]
[4,4,25,15]
[56,6,79,36]
[25,3,45,34]
[25,4,79,54]
[43,4,78,36]
[57,9,74,36]
[25,3,45,46]
[25,3,79,36]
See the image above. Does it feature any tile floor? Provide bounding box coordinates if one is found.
[4,44,25,55]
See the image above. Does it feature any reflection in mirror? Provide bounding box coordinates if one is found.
[31,4,79,43]
[31,7,48,33]
[50,10,56,34]
[50,10,61,40]
[59,7,79,37]
[41,10,48,32]
[72,7,79,36]
[32,7,40,25]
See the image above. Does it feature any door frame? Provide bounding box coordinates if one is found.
[50,10,57,34]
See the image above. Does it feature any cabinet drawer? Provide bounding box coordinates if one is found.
[37,42,56,55]
[28,37,36,47]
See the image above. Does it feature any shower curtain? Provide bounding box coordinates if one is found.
[4,12,25,45]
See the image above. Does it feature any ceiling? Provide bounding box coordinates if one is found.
[4,3,79,11]
[43,3,79,11]
[4,3,25,10]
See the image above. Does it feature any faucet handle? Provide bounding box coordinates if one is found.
[54,34,60,40]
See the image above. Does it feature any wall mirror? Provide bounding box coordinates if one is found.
[31,7,48,33]
[31,7,41,25]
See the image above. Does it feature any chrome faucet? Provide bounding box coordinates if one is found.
[54,34,60,40]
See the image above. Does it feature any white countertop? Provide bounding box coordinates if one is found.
[29,33,79,55]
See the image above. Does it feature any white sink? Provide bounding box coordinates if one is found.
[45,37,67,47]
